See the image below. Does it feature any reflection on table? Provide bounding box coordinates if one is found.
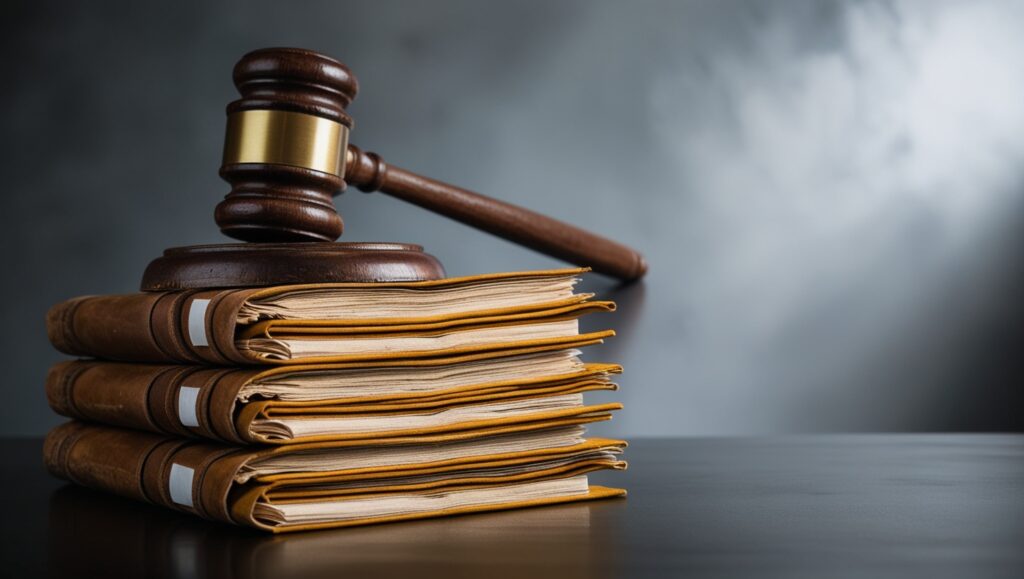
[47,484,625,579]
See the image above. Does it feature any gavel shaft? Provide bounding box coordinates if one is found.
[345,146,647,281]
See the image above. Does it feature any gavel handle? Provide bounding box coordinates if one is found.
[344,145,647,281]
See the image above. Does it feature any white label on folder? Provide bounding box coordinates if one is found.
[169,463,195,507]
[187,299,211,347]
[178,386,201,428]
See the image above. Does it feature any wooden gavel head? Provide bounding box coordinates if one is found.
[216,47,357,242]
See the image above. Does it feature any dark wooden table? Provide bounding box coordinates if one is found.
[3,436,1022,578]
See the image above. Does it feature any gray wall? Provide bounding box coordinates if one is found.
[3,0,1023,437]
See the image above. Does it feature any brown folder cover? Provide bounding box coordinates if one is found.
[44,422,626,533]
[46,358,623,445]
[46,269,613,365]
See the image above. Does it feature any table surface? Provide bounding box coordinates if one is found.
[3,435,1022,578]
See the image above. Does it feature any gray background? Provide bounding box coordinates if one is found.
[3,0,1023,437]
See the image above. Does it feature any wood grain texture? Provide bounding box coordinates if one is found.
[141,242,446,290]
[217,48,357,242]
[346,146,648,281]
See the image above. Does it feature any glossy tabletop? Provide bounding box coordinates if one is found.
[3,435,1022,578]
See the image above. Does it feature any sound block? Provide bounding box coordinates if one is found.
[141,242,447,291]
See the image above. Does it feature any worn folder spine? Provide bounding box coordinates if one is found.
[47,290,613,365]
[44,422,627,533]
[45,359,623,444]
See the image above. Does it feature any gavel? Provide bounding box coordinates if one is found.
[215,48,646,282]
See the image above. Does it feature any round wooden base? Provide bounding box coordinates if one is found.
[140,242,447,291]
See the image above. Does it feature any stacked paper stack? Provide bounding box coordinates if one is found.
[43,269,626,532]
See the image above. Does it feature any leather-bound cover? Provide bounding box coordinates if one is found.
[46,357,623,445]
[44,422,627,533]
[46,269,614,365]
